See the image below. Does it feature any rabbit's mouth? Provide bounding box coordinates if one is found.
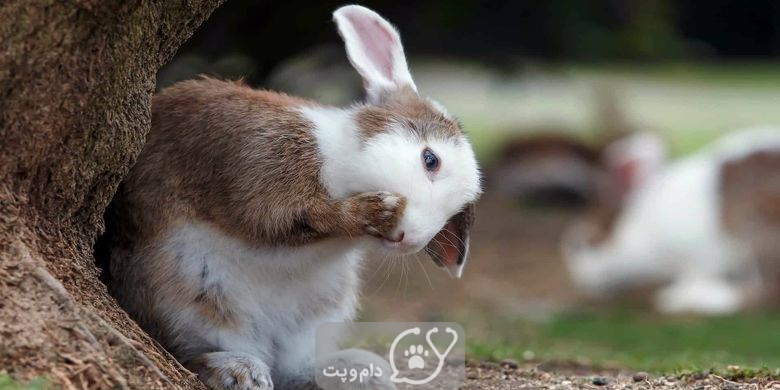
[382,231,404,244]
[367,230,405,244]
[380,231,426,255]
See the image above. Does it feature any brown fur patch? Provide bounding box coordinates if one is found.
[721,150,780,231]
[107,77,411,356]
[497,136,602,165]
[583,173,624,245]
[489,135,606,208]
[493,135,620,244]
[344,191,407,239]
[720,150,780,303]
[355,87,463,142]
[194,284,237,328]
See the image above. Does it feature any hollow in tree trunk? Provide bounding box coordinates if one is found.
[0,1,224,388]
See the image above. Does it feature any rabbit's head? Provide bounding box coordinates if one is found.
[327,5,482,277]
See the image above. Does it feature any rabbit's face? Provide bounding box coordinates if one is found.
[355,112,481,256]
[306,95,480,276]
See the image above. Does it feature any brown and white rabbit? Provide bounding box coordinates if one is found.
[105,5,481,389]
[563,127,780,315]
[488,134,605,207]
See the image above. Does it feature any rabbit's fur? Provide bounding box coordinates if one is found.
[563,127,780,314]
[105,6,481,389]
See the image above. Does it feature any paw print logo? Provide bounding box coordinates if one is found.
[404,345,428,369]
[389,326,458,385]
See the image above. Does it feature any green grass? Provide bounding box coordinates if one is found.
[565,62,780,89]
[0,374,47,390]
[467,309,780,377]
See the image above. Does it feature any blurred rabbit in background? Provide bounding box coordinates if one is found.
[563,127,780,315]
[488,87,636,211]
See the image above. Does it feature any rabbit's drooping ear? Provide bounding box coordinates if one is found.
[425,203,475,279]
[333,5,417,104]
[603,132,667,195]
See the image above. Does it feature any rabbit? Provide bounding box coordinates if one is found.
[488,87,636,209]
[103,5,481,390]
[488,134,605,208]
[562,126,780,315]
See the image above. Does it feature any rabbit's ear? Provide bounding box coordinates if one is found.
[425,203,475,279]
[333,5,417,104]
[603,132,667,195]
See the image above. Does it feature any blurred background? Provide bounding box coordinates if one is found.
[159,0,780,375]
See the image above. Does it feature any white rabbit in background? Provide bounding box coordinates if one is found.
[563,127,780,315]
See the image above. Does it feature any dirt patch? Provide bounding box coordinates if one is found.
[361,193,583,322]
[465,361,780,389]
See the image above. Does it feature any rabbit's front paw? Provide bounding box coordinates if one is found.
[353,191,406,239]
[188,351,273,390]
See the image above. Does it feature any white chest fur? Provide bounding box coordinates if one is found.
[159,222,366,362]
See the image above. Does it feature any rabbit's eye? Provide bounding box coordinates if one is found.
[422,148,440,172]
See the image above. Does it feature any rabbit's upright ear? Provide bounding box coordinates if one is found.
[333,5,417,104]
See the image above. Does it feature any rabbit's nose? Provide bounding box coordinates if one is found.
[385,231,404,243]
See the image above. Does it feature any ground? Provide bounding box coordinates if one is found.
[464,361,780,389]
[361,194,780,387]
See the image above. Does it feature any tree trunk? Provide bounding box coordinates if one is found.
[0,1,223,388]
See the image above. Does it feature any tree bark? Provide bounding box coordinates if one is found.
[0,1,223,388]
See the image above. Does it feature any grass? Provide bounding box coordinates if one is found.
[565,62,780,89]
[467,309,780,377]
[0,374,46,390]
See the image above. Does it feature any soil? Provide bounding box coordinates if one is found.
[361,193,584,322]
[464,361,780,389]
[361,194,780,388]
